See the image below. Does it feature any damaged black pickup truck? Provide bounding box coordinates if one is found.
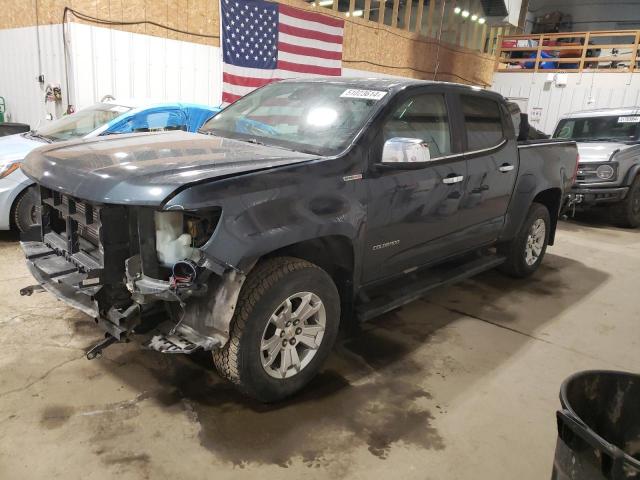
[20,78,578,402]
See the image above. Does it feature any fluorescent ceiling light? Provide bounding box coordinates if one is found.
[318,0,333,6]
[352,9,363,16]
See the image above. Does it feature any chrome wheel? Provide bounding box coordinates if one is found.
[260,292,326,379]
[525,218,546,266]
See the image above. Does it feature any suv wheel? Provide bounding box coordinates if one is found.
[213,257,340,402]
[498,202,550,278]
[611,176,640,228]
[13,186,40,233]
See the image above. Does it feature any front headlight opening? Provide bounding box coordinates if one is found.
[154,209,221,268]
[596,164,615,180]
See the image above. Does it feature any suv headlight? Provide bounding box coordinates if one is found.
[596,164,615,180]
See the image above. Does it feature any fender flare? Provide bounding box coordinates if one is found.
[622,163,640,186]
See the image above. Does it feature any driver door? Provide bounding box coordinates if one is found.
[362,89,467,284]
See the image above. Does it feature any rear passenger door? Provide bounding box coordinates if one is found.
[362,89,468,283]
[456,94,519,247]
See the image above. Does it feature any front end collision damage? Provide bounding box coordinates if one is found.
[124,252,250,353]
[20,199,253,359]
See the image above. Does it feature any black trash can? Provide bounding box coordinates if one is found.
[552,370,640,479]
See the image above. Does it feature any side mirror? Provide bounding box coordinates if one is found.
[380,137,431,168]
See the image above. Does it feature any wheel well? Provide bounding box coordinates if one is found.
[533,188,562,245]
[264,235,355,319]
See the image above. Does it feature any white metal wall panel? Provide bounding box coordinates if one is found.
[492,72,640,134]
[0,22,223,126]
[0,24,67,128]
[68,23,223,109]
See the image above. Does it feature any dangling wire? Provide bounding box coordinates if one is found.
[433,0,448,81]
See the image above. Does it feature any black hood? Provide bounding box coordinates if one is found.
[22,131,318,206]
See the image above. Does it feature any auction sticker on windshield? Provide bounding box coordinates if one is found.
[618,116,640,123]
[340,89,387,101]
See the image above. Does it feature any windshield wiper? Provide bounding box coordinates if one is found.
[241,137,266,146]
[26,131,53,143]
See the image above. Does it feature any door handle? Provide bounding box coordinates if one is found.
[442,175,464,184]
[499,164,515,173]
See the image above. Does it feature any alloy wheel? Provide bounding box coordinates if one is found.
[260,292,326,379]
[524,218,546,266]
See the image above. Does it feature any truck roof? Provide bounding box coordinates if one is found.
[278,76,494,95]
[561,106,640,119]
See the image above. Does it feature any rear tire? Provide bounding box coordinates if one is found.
[498,202,550,278]
[12,186,40,233]
[610,176,640,228]
[213,257,340,402]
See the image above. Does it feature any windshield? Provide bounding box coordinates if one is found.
[200,82,388,155]
[34,103,131,141]
[553,115,640,142]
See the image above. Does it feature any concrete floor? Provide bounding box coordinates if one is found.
[0,219,638,480]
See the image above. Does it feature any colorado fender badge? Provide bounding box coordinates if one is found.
[343,174,363,182]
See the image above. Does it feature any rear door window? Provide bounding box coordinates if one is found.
[461,95,504,151]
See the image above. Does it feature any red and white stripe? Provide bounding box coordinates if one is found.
[222,4,344,105]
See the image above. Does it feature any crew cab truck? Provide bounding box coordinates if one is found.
[554,107,640,227]
[19,79,578,402]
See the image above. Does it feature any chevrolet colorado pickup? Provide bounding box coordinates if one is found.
[554,107,640,227]
[20,78,578,402]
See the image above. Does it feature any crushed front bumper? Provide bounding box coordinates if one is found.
[21,240,136,339]
[566,186,629,207]
[20,187,242,358]
[21,240,224,354]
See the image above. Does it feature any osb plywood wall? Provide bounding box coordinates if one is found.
[0,0,495,85]
[0,0,219,46]
[342,19,495,86]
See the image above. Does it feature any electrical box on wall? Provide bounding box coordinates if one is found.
[555,74,568,87]
[530,108,543,123]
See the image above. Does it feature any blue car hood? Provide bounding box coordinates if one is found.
[22,131,318,206]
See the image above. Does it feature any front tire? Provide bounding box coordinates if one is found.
[498,202,551,278]
[610,176,640,228]
[213,257,340,402]
[13,186,40,233]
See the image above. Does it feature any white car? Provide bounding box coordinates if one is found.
[0,100,219,232]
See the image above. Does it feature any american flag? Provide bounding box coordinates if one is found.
[220,0,344,104]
